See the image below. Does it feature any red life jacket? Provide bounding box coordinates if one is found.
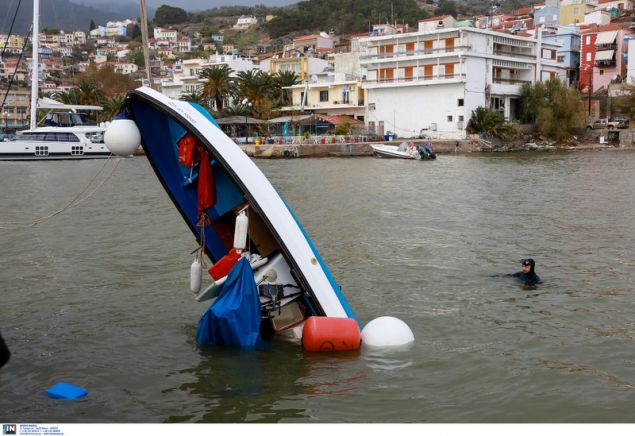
[178,134,198,167]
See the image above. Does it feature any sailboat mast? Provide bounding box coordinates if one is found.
[30,0,39,129]
[139,0,152,87]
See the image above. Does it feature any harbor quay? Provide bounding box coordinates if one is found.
[238,139,473,158]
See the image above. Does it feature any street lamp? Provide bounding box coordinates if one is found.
[241,98,252,143]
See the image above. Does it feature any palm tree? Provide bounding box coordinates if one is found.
[179,89,207,107]
[199,65,234,111]
[52,89,82,105]
[274,71,299,106]
[76,81,104,106]
[100,94,125,122]
[235,70,276,114]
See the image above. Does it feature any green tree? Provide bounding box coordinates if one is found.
[518,80,585,141]
[179,90,207,107]
[613,85,635,120]
[235,70,276,116]
[199,64,234,111]
[467,107,517,139]
[274,70,299,106]
[435,0,458,18]
[154,5,188,26]
[100,94,125,122]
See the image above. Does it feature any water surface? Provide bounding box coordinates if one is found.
[1,151,635,422]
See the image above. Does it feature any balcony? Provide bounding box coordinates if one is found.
[493,49,535,59]
[360,45,470,62]
[363,73,466,89]
[492,77,531,85]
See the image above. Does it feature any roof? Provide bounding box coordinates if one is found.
[316,114,363,125]
[419,15,452,23]
[581,23,622,34]
[267,114,314,123]
[513,6,533,16]
[294,34,324,41]
[215,116,264,125]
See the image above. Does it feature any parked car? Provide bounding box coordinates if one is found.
[609,117,629,129]
[587,118,617,130]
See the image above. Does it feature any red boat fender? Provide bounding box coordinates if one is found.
[208,248,241,280]
[302,316,361,352]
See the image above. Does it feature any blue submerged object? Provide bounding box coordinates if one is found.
[196,257,261,348]
[46,382,88,400]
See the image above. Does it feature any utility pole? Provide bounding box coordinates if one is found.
[588,65,593,116]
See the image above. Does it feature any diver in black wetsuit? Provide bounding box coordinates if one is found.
[0,330,10,368]
[509,258,542,286]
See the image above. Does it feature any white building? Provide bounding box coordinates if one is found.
[360,27,568,139]
[160,54,260,100]
[627,38,635,84]
[233,15,258,30]
[154,28,178,41]
[114,62,138,75]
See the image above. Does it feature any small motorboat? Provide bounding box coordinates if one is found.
[105,87,359,348]
[371,141,436,160]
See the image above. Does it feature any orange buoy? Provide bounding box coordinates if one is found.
[302,316,361,352]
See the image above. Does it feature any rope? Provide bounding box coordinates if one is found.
[0,155,121,229]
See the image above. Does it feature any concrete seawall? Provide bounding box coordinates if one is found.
[239,139,473,158]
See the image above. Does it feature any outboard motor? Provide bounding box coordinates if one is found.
[417,144,436,160]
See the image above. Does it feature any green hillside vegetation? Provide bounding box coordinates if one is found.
[263,0,429,38]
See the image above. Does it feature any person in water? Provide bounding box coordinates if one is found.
[509,258,542,285]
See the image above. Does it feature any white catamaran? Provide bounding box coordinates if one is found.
[0,0,110,161]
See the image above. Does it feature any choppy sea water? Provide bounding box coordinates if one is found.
[1,151,635,423]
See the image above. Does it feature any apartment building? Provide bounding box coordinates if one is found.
[267,56,329,82]
[579,24,633,92]
[1,88,29,132]
[160,55,260,100]
[359,25,568,139]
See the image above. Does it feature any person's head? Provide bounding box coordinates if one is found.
[521,258,535,273]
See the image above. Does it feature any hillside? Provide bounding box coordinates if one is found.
[1,0,149,34]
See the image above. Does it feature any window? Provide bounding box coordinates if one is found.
[319,90,329,102]
[447,115,453,122]
[599,69,604,75]
[573,7,579,15]
[458,98,464,107]
[557,55,565,62]
[586,52,591,62]
[586,36,591,45]
[459,115,464,122]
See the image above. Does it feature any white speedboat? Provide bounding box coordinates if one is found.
[371,141,436,160]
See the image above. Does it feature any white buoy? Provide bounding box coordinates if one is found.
[361,316,414,348]
[233,211,248,251]
[104,118,141,156]
[190,258,202,293]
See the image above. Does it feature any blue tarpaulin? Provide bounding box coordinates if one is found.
[195,257,261,348]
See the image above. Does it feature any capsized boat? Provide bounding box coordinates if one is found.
[371,141,436,160]
[106,87,359,346]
